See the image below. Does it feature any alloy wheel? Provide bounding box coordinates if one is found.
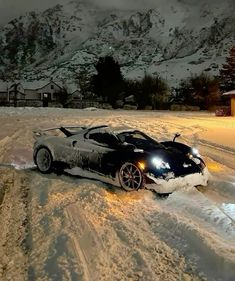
[119,162,143,191]
[36,147,52,173]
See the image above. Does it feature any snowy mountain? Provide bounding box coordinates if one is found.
[0,0,235,86]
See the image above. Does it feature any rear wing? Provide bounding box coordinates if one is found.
[33,125,87,139]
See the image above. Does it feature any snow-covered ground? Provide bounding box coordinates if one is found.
[0,107,235,281]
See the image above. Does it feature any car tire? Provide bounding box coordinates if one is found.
[35,147,53,174]
[118,162,144,191]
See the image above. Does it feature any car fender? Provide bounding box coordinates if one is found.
[33,143,56,164]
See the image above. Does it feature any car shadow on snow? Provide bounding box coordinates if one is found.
[28,167,121,194]
[12,164,168,200]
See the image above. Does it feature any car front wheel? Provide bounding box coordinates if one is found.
[118,162,144,191]
[35,147,53,173]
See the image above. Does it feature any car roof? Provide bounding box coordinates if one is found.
[112,127,136,135]
[87,125,136,135]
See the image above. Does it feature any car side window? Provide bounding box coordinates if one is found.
[88,132,103,143]
[89,132,119,147]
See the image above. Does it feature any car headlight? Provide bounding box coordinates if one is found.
[191,148,200,157]
[187,148,201,164]
[152,157,170,169]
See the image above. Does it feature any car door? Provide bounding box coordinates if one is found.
[69,136,95,170]
[84,131,119,174]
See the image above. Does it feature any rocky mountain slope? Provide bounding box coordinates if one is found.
[0,0,235,86]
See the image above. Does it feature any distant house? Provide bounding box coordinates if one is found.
[66,84,82,100]
[71,89,83,100]
[66,84,99,108]
[223,90,235,116]
[0,79,99,108]
[20,80,63,107]
[65,84,82,108]
[0,80,67,107]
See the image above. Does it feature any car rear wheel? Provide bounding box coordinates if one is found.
[35,147,53,173]
[119,162,144,191]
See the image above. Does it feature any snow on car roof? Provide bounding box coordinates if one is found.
[87,125,135,135]
[112,127,136,135]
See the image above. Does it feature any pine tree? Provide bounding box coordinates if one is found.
[92,56,124,106]
[220,46,235,91]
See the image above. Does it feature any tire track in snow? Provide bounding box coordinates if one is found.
[1,109,235,281]
[198,141,235,170]
[149,188,235,281]
[147,208,235,281]
[197,180,235,228]
[64,203,111,281]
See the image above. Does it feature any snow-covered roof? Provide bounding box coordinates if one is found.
[0,80,79,94]
[52,80,64,89]
[66,83,80,94]
[222,90,235,96]
[20,81,48,90]
[20,80,63,90]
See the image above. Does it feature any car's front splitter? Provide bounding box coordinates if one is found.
[145,167,210,194]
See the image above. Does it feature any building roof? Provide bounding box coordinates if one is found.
[222,90,235,96]
[21,81,49,90]
[65,83,80,94]
[0,80,76,93]
[19,80,63,90]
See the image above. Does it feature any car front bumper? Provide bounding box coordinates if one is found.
[145,167,210,194]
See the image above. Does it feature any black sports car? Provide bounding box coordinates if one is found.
[33,125,209,194]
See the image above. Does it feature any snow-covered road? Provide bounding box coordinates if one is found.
[0,108,235,281]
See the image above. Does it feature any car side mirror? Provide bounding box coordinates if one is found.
[173,133,181,142]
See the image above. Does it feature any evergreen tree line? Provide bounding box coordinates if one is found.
[79,45,235,110]
[90,56,169,109]
[79,56,169,109]
[1,45,234,109]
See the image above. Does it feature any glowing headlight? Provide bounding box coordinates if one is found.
[192,148,200,157]
[187,148,201,164]
[152,157,170,169]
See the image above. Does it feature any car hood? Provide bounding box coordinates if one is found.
[137,145,201,176]
[143,146,186,164]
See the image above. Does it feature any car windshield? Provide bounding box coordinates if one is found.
[117,131,158,147]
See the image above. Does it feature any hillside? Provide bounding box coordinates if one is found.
[0,0,235,85]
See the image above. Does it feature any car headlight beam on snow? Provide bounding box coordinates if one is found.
[152,157,170,169]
